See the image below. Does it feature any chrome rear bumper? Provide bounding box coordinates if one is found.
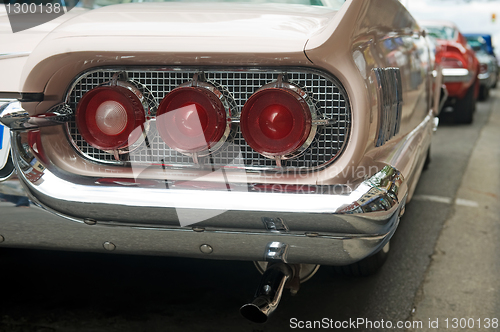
[1,102,407,266]
[0,205,400,265]
[442,68,472,83]
[4,135,405,265]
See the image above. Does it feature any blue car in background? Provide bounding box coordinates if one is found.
[464,34,499,73]
[464,34,496,57]
[464,33,499,99]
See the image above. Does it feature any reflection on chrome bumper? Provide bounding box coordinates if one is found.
[0,102,72,130]
[4,132,406,265]
[0,204,400,266]
[442,68,471,83]
[478,71,494,87]
[478,72,491,80]
[2,99,407,265]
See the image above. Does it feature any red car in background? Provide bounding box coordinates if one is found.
[421,20,479,124]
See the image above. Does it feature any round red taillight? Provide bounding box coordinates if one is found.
[240,88,312,157]
[156,87,227,153]
[76,85,145,151]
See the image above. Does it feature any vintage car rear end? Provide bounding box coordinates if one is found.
[421,20,479,123]
[1,0,437,321]
[464,33,498,99]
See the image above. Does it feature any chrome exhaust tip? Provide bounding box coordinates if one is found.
[240,262,293,323]
[240,298,272,324]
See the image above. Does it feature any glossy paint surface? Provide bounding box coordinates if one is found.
[0,0,436,263]
[4,0,434,186]
[305,0,433,189]
[0,5,88,92]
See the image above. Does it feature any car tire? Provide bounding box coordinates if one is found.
[332,242,390,277]
[454,82,476,124]
[0,152,15,180]
[423,146,431,171]
[478,85,489,101]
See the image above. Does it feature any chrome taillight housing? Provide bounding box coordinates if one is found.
[156,77,231,157]
[240,79,317,162]
[67,68,351,171]
[76,83,146,151]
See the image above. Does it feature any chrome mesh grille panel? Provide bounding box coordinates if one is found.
[66,68,350,171]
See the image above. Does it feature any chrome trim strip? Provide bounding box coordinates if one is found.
[0,52,30,60]
[374,68,403,147]
[0,92,44,102]
[0,102,72,131]
[0,98,17,104]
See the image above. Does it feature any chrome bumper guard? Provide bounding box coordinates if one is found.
[1,102,406,266]
[478,72,492,83]
[441,68,471,83]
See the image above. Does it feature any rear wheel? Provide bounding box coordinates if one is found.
[423,146,431,171]
[0,152,15,181]
[479,85,489,101]
[454,82,476,124]
[332,242,390,277]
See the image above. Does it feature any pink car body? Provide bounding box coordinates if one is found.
[0,0,440,320]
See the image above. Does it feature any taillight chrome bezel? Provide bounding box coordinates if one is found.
[240,77,318,164]
[156,74,232,160]
[74,74,156,157]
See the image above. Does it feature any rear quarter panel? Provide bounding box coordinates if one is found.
[305,0,433,192]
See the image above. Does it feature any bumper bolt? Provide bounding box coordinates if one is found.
[0,235,4,243]
[103,241,116,251]
[200,244,213,254]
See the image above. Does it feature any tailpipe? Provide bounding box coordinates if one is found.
[240,262,293,323]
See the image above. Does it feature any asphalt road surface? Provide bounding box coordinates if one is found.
[0,89,498,332]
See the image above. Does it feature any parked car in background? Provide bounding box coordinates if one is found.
[0,0,440,322]
[464,33,497,59]
[464,33,499,94]
[421,20,479,124]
